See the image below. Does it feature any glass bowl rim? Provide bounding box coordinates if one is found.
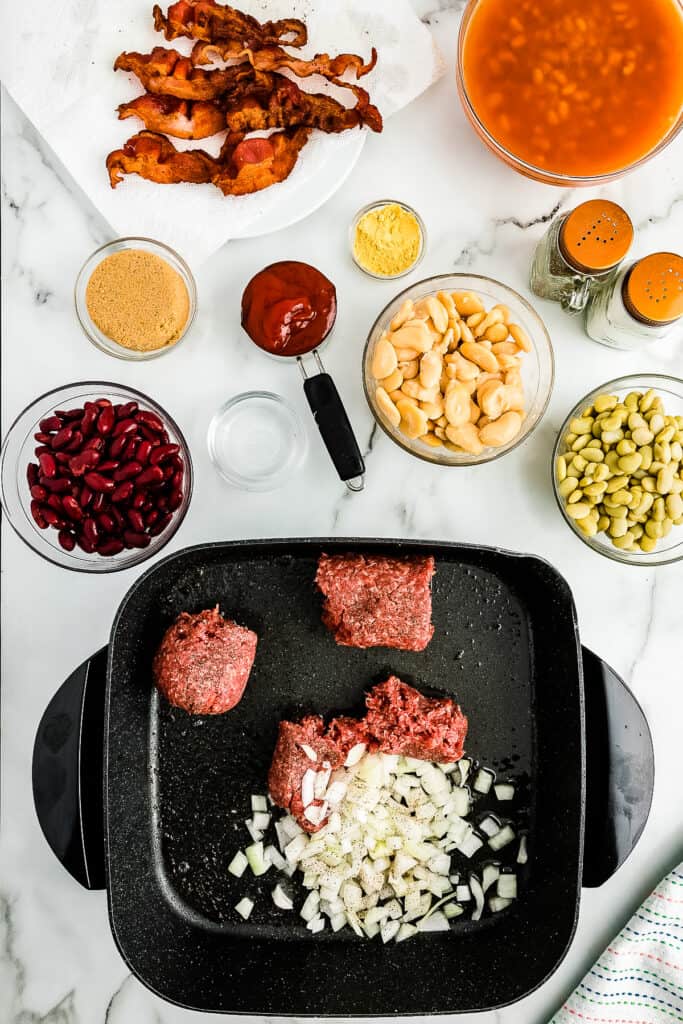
[456,3,683,186]
[207,389,308,491]
[0,379,194,573]
[551,372,683,566]
[74,236,198,362]
[362,272,555,466]
[349,199,427,280]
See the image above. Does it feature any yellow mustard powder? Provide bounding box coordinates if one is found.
[353,203,422,277]
[85,249,190,352]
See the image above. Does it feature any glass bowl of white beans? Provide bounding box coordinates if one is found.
[552,374,683,566]
[362,273,554,466]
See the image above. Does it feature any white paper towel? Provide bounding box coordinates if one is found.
[0,0,442,264]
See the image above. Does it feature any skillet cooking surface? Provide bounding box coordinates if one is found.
[105,540,584,1015]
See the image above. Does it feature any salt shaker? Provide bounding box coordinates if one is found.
[585,252,683,351]
[530,200,634,313]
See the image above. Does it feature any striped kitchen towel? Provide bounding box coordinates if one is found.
[551,862,683,1023]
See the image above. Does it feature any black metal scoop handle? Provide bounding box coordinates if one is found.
[299,352,365,491]
[32,645,653,891]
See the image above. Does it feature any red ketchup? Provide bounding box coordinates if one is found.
[241,261,337,357]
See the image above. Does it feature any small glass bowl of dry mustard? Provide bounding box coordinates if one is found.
[75,237,197,360]
[350,200,426,280]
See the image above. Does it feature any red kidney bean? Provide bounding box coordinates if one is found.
[96,406,116,436]
[112,480,134,503]
[98,512,116,535]
[30,500,48,529]
[117,401,139,419]
[39,452,57,478]
[168,489,184,511]
[58,530,76,552]
[54,452,72,466]
[91,491,106,514]
[84,472,115,493]
[142,498,154,512]
[83,517,100,545]
[83,436,104,452]
[34,432,52,444]
[162,465,175,481]
[123,530,151,549]
[136,410,164,433]
[64,430,84,453]
[47,494,64,513]
[149,513,172,537]
[149,443,180,466]
[139,425,162,444]
[110,506,125,531]
[156,496,168,512]
[78,485,94,509]
[40,416,63,433]
[171,469,184,491]
[61,495,83,522]
[97,538,124,556]
[51,426,73,450]
[122,438,139,461]
[136,466,164,487]
[77,534,96,554]
[27,463,39,487]
[96,398,112,408]
[42,507,64,528]
[145,509,159,527]
[30,484,47,501]
[42,476,72,493]
[113,461,142,482]
[131,490,146,509]
[112,417,138,439]
[126,509,145,532]
[110,434,128,458]
[80,406,98,437]
[98,460,119,473]
[135,440,153,464]
[69,450,100,476]
[34,445,51,457]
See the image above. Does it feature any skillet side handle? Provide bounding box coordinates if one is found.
[581,645,654,888]
[302,372,366,490]
[32,648,108,890]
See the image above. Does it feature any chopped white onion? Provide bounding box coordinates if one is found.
[300,891,320,922]
[458,758,472,785]
[381,918,401,943]
[488,824,515,852]
[284,834,308,863]
[517,834,528,865]
[396,923,418,943]
[252,811,271,831]
[314,766,332,799]
[488,896,512,914]
[265,845,287,871]
[307,915,325,933]
[473,768,495,795]
[301,769,317,809]
[444,902,463,919]
[481,863,500,893]
[470,875,485,922]
[478,815,501,838]
[244,821,264,843]
[497,873,517,899]
[300,743,318,762]
[228,851,248,878]
[246,841,270,877]
[494,783,515,802]
[251,795,268,812]
[417,911,450,932]
[345,743,367,767]
[456,884,471,902]
[457,832,483,859]
[272,884,294,910]
[303,802,328,826]
[235,897,254,920]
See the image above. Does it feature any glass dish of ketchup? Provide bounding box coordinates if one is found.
[241,261,365,490]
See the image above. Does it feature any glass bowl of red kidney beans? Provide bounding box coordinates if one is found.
[0,382,193,571]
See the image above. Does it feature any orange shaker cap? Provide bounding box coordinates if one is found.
[623,253,683,326]
[559,200,634,274]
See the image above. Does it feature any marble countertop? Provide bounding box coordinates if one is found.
[2,4,683,1022]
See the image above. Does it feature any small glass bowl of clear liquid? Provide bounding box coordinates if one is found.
[207,391,308,491]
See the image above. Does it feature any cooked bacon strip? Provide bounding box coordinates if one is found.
[117,94,228,139]
[117,71,382,138]
[153,0,306,47]
[114,47,255,100]
[106,127,311,195]
[192,40,377,80]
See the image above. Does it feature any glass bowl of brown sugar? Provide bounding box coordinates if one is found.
[75,237,197,360]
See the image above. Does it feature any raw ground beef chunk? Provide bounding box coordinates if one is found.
[315,553,435,651]
[153,607,257,715]
[269,677,467,831]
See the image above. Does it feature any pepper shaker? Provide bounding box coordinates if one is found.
[530,200,634,313]
[585,252,683,351]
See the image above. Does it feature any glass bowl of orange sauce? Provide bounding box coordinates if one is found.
[457,0,683,186]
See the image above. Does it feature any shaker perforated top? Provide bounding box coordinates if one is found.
[623,252,683,325]
[559,200,634,274]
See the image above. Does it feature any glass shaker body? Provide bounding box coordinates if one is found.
[530,201,634,313]
[585,253,683,351]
